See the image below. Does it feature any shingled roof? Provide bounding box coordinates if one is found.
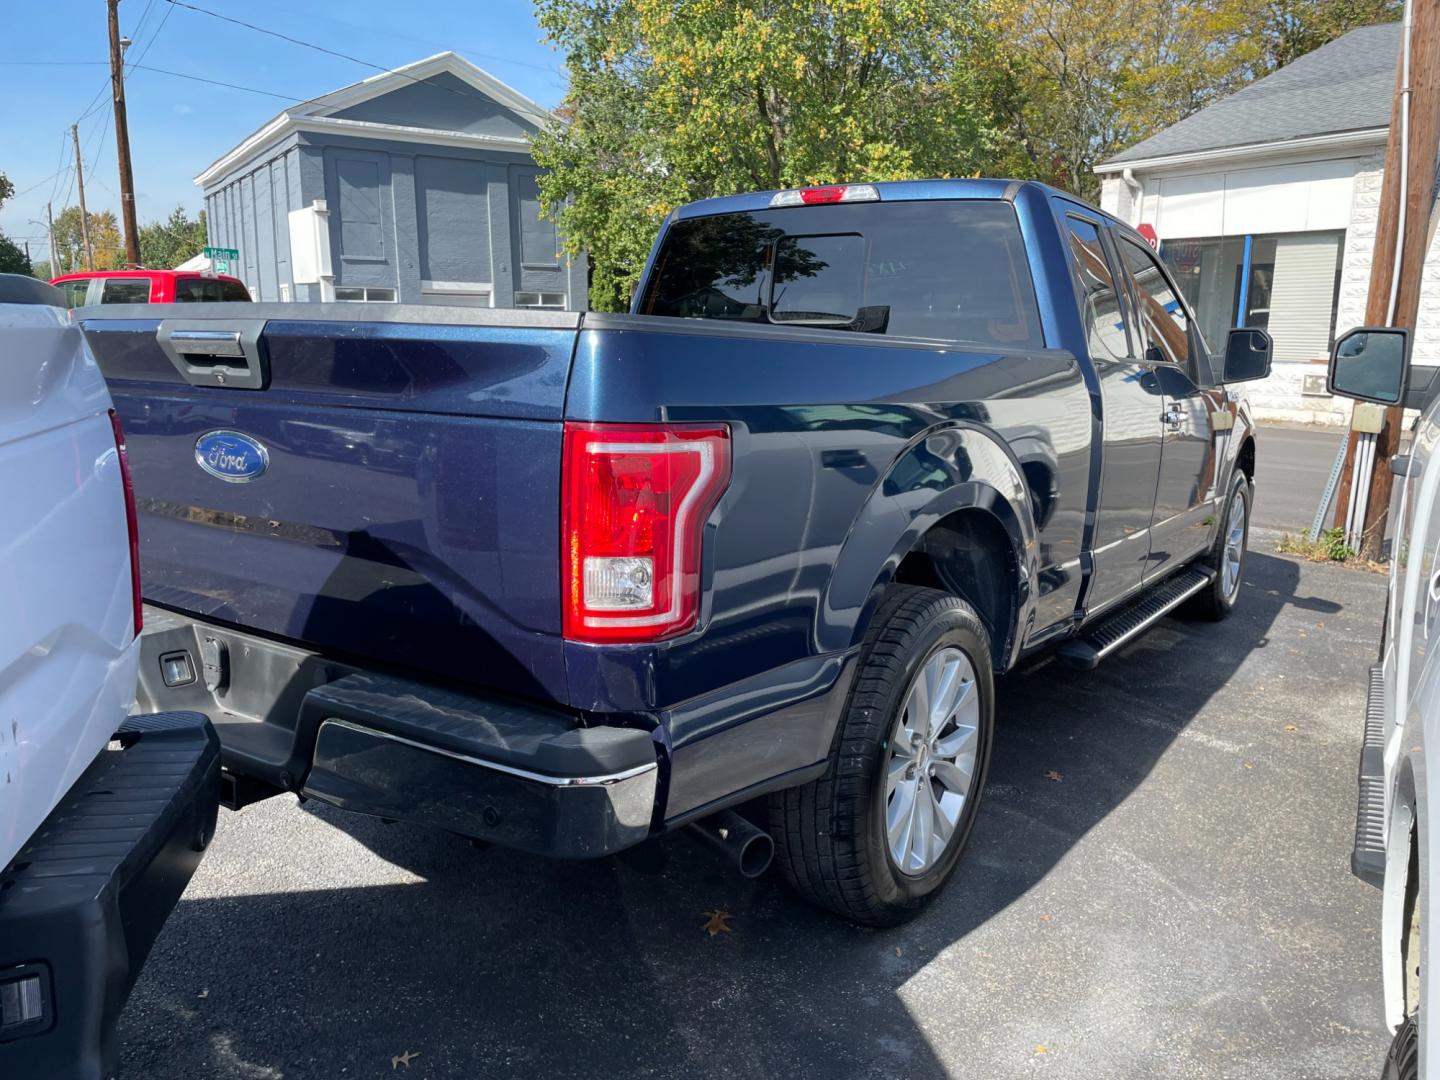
[1097,22,1399,171]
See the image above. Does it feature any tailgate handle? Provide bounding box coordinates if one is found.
[170,329,244,357]
[157,319,270,390]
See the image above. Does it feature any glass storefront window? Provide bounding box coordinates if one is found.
[1162,231,1344,363]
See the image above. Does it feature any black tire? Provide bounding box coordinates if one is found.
[768,586,994,926]
[1189,470,1251,621]
[1381,1015,1418,1080]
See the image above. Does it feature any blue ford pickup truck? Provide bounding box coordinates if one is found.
[78,180,1267,925]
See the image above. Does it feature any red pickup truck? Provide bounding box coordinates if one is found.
[51,269,251,307]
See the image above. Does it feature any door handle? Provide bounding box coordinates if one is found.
[1161,405,1184,428]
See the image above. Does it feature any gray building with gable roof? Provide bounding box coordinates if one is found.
[194,52,586,311]
[1096,22,1439,424]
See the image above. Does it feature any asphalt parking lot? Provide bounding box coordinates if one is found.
[117,535,1391,1079]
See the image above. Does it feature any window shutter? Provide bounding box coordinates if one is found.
[1268,234,1342,362]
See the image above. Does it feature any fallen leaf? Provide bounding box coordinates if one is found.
[701,910,733,936]
[1039,914,1052,922]
[392,1050,420,1070]
[1283,724,1298,733]
[1243,762,1254,769]
[1035,1044,1049,1055]
[1044,770,1063,782]
[894,946,902,957]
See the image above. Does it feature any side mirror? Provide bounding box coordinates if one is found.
[1222,327,1272,383]
[1328,327,1409,405]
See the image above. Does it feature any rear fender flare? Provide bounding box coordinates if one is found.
[817,422,1038,661]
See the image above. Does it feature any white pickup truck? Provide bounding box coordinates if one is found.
[0,275,221,1079]
[1327,324,1437,1080]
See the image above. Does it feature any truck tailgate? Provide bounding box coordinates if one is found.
[81,304,578,704]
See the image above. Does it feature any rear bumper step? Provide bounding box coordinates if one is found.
[1058,565,1215,669]
[305,716,657,859]
[296,673,659,857]
[1352,665,1387,888]
[0,711,220,1080]
[135,610,659,858]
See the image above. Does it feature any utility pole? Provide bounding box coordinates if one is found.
[46,202,58,277]
[71,123,94,271]
[108,0,140,268]
[1331,0,1440,559]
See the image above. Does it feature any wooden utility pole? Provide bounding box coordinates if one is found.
[1332,1,1440,559]
[108,0,140,268]
[46,202,59,276]
[71,124,94,271]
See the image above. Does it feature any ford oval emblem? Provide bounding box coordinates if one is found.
[194,430,269,483]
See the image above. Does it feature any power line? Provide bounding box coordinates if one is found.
[128,0,159,46]
[126,0,174,73]
[163,0,544,107]
[47,132,70,206]
[282,8,562,76]
[130,64,307,101]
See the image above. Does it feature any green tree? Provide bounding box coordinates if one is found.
[1254,0,1403,71]
[0,170,28,275]
[981,0,1401,199]
[140,206,208,269]
[0,232,31,275]
[534,0,997,310]
[982,0,1263,199]
[50,207,124,274]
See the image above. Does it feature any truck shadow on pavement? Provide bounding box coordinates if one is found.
[120,550,1383,1079]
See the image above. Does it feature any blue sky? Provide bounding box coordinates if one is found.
[0,0,566,256]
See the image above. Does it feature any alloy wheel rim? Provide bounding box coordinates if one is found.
[884,646,980,876]
[1222,489,1246,601]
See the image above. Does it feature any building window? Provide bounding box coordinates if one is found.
[517,171,560,269]
[420,280,492,308]
[334,286,397,302]
[514,291,566,309]
[1162,230,1344,362]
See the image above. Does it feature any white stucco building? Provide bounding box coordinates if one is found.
[1097,22,1439,424]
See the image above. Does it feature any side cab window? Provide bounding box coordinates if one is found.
[59,280,90,309]
[1063,214,1132,363]
[1116,237,1195,371]
[100,278,152,304]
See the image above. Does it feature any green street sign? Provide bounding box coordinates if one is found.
[204,246,239,275]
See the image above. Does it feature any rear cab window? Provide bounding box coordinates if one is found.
[638,200,1045,349]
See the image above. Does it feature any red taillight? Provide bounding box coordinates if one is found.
[108,408,142,638]
[562,422,731,644]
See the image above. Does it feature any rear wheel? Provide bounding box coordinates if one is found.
[1381,1016,1418,1080]
[1190,470,1250,621]
[769,586,994,926]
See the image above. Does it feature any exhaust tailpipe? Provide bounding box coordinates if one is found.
[687,809,774,879]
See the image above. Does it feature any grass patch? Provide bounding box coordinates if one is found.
[1277,528,1387,573]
